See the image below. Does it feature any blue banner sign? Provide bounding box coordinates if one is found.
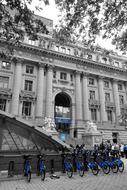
[55,117,72,124]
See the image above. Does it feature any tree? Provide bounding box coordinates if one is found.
[0,0,49,46]
[1,0,127,53]
[55,0,127,53]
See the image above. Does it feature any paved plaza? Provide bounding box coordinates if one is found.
[0,158,127,190]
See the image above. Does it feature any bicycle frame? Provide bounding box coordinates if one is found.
[24,160,31,175]
[64,159,72,171]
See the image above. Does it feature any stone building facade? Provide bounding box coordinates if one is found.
[1,16,127,143]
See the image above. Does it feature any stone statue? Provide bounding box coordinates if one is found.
[85,121,98,133]
[43,117,56,131]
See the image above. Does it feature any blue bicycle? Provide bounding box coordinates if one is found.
[107,160,118,173]
[23,155,32,182]
[87,161,99,175]
[37,155,46,181]
[84,150,99,175]
[112,157,124,173]
[75,156,85,177]
[92,151,110,174]
[63,154,73,178]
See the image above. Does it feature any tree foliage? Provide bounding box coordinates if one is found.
[56,0,127,52]
[0,0,49,45]
[1,0,127,53]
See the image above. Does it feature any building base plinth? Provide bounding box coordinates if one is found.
[82,132,102,148]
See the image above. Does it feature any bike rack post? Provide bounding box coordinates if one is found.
[50,159,54,174]
[8,161,14,177]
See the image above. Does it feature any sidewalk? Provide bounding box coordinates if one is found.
[0,158,127,190]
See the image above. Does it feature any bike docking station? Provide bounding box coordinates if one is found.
[82,121,102,148]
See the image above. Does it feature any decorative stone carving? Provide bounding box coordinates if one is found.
[85,121,98,133]
[43,117,56,131]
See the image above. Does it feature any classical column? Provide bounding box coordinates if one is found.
[11,59,23,116]
[70,103,76,138]
[75,71,83,126]
[45,65,53,118]
[36,64,45,119]
[82,72,90,121]
[98,76,107,122]
[124,81,127,104]
[112,79,120,118]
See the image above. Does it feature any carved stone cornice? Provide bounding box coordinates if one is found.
[0,88,12,99]
[38,62,46,68]
[105,101,116,111]
[74,70,82,76]
[120,104,127,109]
[89,99,100,110]
[82,72,89,78]
[19,90,36,101]
[13,57,24,64]
[46,64,54,71]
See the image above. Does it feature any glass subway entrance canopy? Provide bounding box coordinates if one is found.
[0,110,66,155]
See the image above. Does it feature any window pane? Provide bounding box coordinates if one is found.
[104,81,109,88]
[91,109,97,121]
[89,78,94,85]
[89,91,95,100]
[24,80,33,91]
[60,72,67,80]
[26,65,34,74]
[22,101,31,116]
[105,93,110,102]
[1,61,11,70]
[0,76,9,88]
[0,99,6,111]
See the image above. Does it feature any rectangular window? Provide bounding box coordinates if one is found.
[119,95,124,105]
[28,39,35,46]
[0,76,9,88]
[89,90,95,100]
[118,83,123,90]
[61,47,66,53]
[104,81,109,88]
[105,93,110,102]
[87,54,92,59]
[89,78,94,85]
[91,108,97,121]
[55,46,59,51]
[60,72,67,80]
[70,74,73,82]
[1,61,11,70]
[24,80,33,91]
[0,99,6,111]
[53,71,56,78]
[26,65,34,74]
[114,61,119,67]
[67,49,71,54]
[107,110,112,122]
[22,101,31,116]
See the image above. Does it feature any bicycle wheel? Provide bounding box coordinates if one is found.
[118,162,124,173]
[79,165,84,177]
[67,164,73,178]
[102,164,110,174]
[91,163,99,175]
[111,163,118,173]
[41,169,46,181]
[27,171,31,182]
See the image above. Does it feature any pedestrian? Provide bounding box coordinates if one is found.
[124,144,127,158]
[120,143,124,158]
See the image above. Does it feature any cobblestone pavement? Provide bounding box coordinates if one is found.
[0,158,127,190]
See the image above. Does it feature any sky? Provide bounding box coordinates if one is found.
[29,0,118,54]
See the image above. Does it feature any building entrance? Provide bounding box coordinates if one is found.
[55,92,71,141]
